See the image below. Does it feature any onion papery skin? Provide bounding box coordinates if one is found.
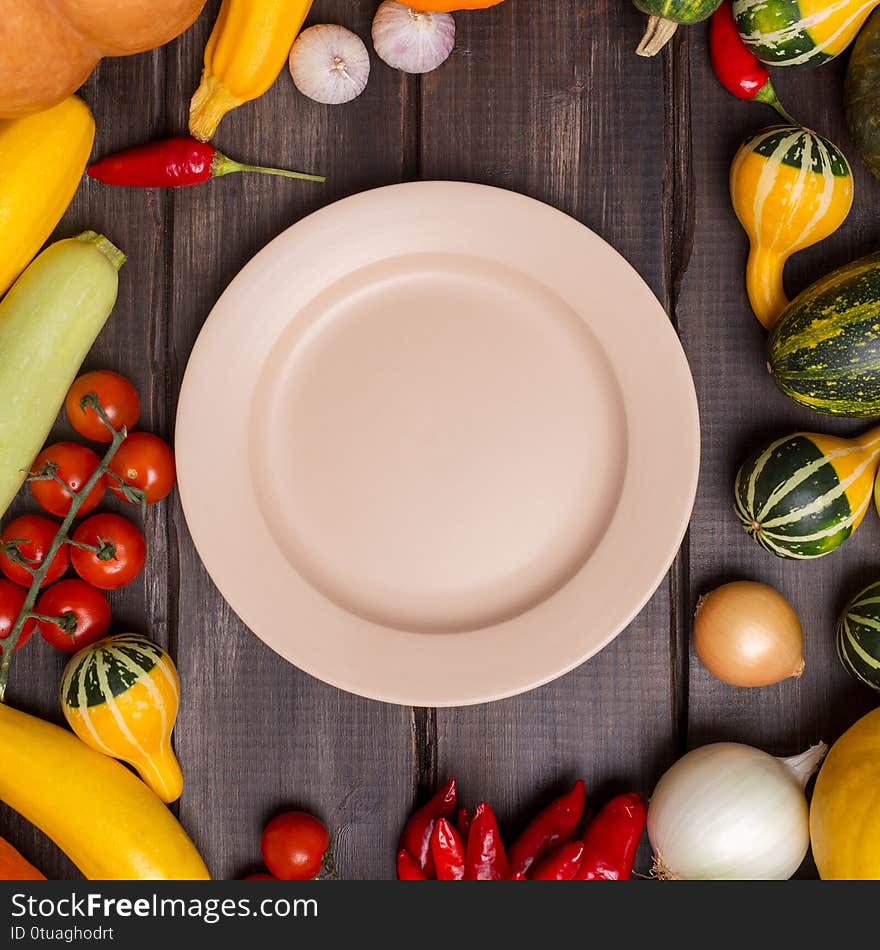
[694,581,805,687]
[648,743,811,879]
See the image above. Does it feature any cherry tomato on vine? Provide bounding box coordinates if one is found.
[34,579,111,653]
[261,812,331,881]
[66,371,140,442]
[109,432,176,505]
[70,514,146,590]
[29,442,106,517]
[0,580,36,650]
[0,515,69,588]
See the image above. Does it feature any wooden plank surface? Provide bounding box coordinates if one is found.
[1,0,875,882]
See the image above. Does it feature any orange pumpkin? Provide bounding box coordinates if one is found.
[0,0,207,117]
[0,837,45,881]
[406,0,506,10]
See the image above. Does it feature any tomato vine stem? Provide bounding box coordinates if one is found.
[0,396,129,702]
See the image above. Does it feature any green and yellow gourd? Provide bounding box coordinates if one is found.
[845,9,880,182]
[60,634,183,804]
[730,125,853,329]
[837,581,880,692]
[768,252,880,416]
[633,0,723,56]
[734,426,880,559]
[734,0,880,67]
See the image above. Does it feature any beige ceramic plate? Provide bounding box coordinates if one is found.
[176,182,699,706]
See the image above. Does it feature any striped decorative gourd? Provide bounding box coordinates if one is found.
[633,0,723,55]
[60,634,184,803]
[734,426,880,559]
[730,125,853,329]
[733,0,880,67]
[837,581,880,691]
[768,252,880,416]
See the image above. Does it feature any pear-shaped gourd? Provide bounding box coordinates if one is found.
[734,426,880,559]
[60,634,183,803]
[730,125,853,329]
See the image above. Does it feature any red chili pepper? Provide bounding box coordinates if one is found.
[508,779,586,876]
[510,871,527,880]
[88,136,325,189]
[400,777,457,878]
[464,802,510,881]
[529,840,586,881]
[456,806,472,841]
[575,792,647,881]
[397,849,427,881]
[430,818,466,881]
[709,1,794,123]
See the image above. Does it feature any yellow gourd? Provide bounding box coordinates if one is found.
[0,703,209,880]
[730,124,853,329]
[810,707,880,879]
[189,0,315,141]
[0,96,95,298]
[60,634,184,804]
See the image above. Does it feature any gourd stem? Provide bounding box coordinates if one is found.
[780,742,828,789]
[636,16,679,57]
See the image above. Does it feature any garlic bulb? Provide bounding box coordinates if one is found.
[372,2,455,74]
[289,25,371,105]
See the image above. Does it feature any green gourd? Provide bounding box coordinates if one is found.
[633,0,724,56]
[845,8,880,181]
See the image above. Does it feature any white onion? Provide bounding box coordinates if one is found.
[289,25,371,105]
[647,741,827,880]
[372,2,456,75]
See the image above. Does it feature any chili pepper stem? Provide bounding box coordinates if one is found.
[0,397,134,701]
[211,153,326,183]
[754,83,796,124]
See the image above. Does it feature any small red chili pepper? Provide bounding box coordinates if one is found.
[510,871,527,880]
[575,792,647,881]
[464,802,510,881]
[456,806,472,840]
[709,1,794,123]
[397,849,427,881]
[529,840,586,881]
[508,779,586,876]
[431,818,466,881]
[400,777,457,878]
[88,136,325,189]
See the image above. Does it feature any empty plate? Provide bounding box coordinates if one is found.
[176,182,699,706]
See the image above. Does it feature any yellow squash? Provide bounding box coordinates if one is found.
[0,96,95,298]
[730,124,853,329]
[810,707,880,879]
[189,0,315,141]
[0,703,209,880]
[61,634,184,804]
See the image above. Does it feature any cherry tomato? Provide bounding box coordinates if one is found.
[0,515,69,588]
[261,812,330,881]
[29,443,105,517]
[66,371,141,442]
[70,514,146,590]
[109,433,176,505]
[34,579,111,653]
[0,580,36,650]
[243,873,277,881]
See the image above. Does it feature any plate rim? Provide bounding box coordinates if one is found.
[175,181,700,707]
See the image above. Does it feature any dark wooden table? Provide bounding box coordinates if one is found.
[3,0,878,880]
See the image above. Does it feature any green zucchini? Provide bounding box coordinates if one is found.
[837,580,880,692]
[768,251,880,417]
[0,232,124,518]
[633,0,723,56]
[845,9,880,182]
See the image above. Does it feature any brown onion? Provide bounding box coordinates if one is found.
[694,581,805,687]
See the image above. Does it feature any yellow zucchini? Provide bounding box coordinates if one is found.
[0,703,210,880]
[0,97,95,297]
[189,0,315,141]
[730,124,853,329]
[0,233,124,519]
